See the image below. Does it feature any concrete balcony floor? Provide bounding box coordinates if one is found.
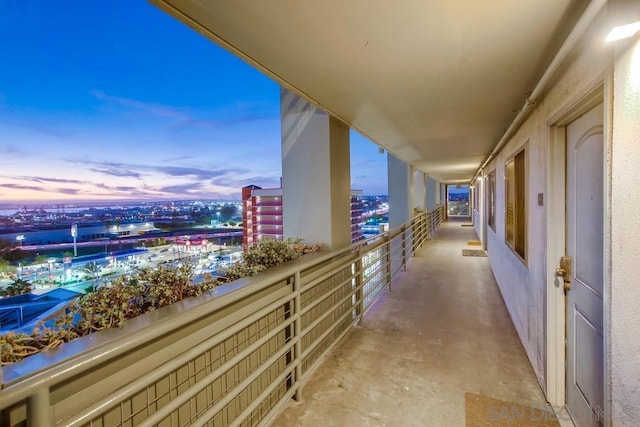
[273,219,555,426]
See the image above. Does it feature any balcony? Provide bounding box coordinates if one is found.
[252,202,282,208]
[0,207,554,425]
[256,221,283,227]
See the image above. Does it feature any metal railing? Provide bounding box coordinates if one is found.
[0,206,444,426]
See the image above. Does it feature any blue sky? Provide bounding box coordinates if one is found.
[0,1,388,202]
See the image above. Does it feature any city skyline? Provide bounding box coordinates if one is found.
[0,1,388,203]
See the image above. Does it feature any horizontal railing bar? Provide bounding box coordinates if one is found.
[301,305,356,361]
[300,310,358,384]
[301,256,356,291]
[228,363,297,427]
[64,288,295,426]
[361,266,386,287]
[300,274,356,317]
[0,207,443,425]
[139,322,298,427]
[301,281,361,336]
[189,348,297,427]
[361,249,386,270]
[362,277,386,303]
[260,386,298,427]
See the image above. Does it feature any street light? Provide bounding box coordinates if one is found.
[70,223,78,257]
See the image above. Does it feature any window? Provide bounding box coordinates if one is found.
[487,171,496,231]
[505,149,526,259]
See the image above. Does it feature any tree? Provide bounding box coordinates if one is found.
[84,262,102,287]
[0,258,13,278]
[0,278,32,297]
[33,254,48,265]
[0,238,14,251]
[218,205,237,221]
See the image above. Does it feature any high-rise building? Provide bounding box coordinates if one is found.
[242,185,365,247]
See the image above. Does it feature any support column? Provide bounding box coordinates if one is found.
[281,88,351,250]
[426,176,438,211]
[387,153,413,228]
[413,170,426,211]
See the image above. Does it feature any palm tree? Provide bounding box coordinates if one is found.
[0,278,32,297]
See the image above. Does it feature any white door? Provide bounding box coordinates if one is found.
[566,103,604,426]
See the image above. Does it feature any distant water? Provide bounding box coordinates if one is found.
[0,208,86,216]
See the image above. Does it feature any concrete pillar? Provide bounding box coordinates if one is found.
[387,153,413,228]
[281,88,351,250]
[426,176,438,211]
[413,170,426,211]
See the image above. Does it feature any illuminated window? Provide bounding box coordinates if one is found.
[505,149,526,260]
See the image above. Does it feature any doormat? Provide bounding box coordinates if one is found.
[462,249,487,257]
[465,392,560,427]
[467,241,482,246]
[461,223,474,227]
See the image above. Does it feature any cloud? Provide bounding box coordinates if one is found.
[89,167,142,179]
[56,187,81,195]
[73,159,247,181]
[91,90,189,121]
[17,176,86,185]
[0,183,46,192]
[1,144,26,157]
[213,174,281,189]
[161,155,197,163]
[154,165,245,180]
[159,182,204,194]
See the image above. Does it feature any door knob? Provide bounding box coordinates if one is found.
[556,256,572,292]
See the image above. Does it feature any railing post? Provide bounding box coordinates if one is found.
[28,388,51,427]
[385,234,392,291]
[293,271,303,402]
[355,247,364,325]
[401,225,407,271]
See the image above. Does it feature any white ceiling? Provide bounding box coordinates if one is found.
[151,0,588,182]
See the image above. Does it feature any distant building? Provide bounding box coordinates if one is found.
[242,185,365,247]
[0,222,158,246]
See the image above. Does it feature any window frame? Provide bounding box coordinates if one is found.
[504,147,527,262]
[486,170,496,232]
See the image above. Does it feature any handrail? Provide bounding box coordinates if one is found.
[0,206,445,426]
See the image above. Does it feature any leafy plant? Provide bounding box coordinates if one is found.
[221,239,320,281]
[0,278,33,297]
[0,238,320,366]
[0,262,219,366]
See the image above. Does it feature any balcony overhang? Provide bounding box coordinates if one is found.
[150,0,588,182]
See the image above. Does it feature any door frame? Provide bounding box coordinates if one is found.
[545,78,612,424]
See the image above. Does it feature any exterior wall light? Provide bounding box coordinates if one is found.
[606,0,640,42]
[606,22,640,42]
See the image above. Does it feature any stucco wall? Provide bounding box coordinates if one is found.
[483,12,611,390]
[610,36,640,425]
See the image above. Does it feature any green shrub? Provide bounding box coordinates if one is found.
[221,238,320,281]
[0,239,320,366]
[0,262,219,366]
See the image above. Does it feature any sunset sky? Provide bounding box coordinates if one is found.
[0,1,388,202]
